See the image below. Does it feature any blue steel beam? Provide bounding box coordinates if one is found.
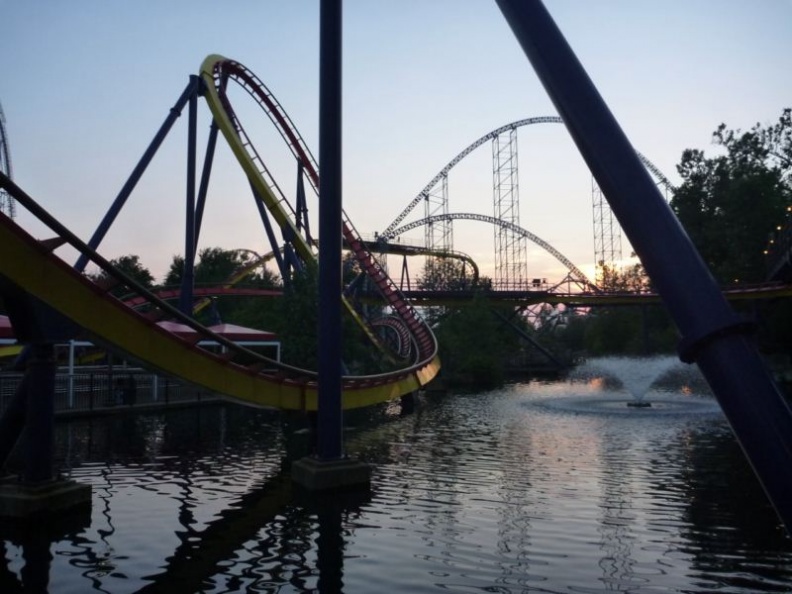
[194,121,219,251]
[75,77,202,273]
[317,0,344,460]
[23,344,56,484]
[495,0,792,531]
[179,78,199,315]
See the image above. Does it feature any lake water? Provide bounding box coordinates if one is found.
[3,373,792,593]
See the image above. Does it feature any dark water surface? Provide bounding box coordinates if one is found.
[3,379,792,593]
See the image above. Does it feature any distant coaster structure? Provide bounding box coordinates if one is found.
[0,100,14,219]
[378,116,674,289]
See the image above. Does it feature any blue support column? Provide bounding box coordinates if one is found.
[75,77,201,273]
[194,121,219,251]
[291,0,370,491]
[22,343,55,485]
[179,78,199,315]
[0,341,91,516]
[495,0,792,531]
[317,0,344,461]
[295,162,313,242]
[251,185,290,282]
[0,374,28,471]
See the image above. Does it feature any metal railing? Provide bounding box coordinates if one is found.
[0,367,222,416]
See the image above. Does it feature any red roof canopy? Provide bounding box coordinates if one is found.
[208,323,277,342]
[0,316,277,344]
[156,320,199,341]
[0,315,15,340]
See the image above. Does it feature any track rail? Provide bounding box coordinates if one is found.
[200,55,439,369]
[390,212,596,290]
[0,173,439,410]
[380,115,673,240]
[371,315,413,359]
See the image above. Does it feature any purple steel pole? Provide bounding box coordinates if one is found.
[317,0,344,460]
[179,80,199,315]
[75,77,201,273]
[194,121,219,251]
[23,344,55,484]
[495,0,792,531]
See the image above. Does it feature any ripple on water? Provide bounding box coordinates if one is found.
[527,390,724,418]
[12,389,790,594]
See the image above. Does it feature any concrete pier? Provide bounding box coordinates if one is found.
[0,477,91,518]
[292,456,371,491]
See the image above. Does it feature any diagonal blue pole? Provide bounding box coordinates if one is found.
[317,0,344,460]
[194,120,219,251]
[179,78,199,315]
[75,77,201,273]
[495,0,792,532]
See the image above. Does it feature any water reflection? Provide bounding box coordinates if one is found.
[138,473,293,592]
[0,501,91,592]
[0,381,791,593]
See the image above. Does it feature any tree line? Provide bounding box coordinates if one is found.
[548,108,792,360]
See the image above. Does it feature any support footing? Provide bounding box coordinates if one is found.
[291,456,371,491]
[0,477,92,518]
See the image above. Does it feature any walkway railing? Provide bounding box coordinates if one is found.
[0,368,222,417]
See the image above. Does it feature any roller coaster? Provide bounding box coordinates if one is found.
[0,55,441,411]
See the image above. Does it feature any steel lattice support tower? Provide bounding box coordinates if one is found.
[492,128,527,288]
[423,173,451,273]
[592,177,622,283]
[0,101,15,219]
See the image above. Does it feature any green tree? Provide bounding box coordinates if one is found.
[165,247,279,288]
[671,108,792,284]
[273,267,319,368]
[417,257,490,326]
[413,258,517,386]
[568,263,676,356]
[598,262,650,293]
[270,264,388,373]
[418,257,483,292]
[92,254,155,298]
[164,247,281,326]
[342,251,361,284]
[432,293,517,388]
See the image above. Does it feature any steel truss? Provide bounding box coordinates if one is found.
[423,174,451,276]
[0,101,15,219]
[492,127,528,288]
[381,116,672,290]
[591,177,622,284]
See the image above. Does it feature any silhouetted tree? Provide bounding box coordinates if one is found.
[598,262,651,293]
[555,263,676,356]
[671,108,792,284]
[164,247,279,288]
[417,257,490,327]
[91,254,155,298]
[163,247,280,326]
[271,264,388,373]
[418,257,482,292]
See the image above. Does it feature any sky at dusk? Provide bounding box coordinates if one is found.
[2,1,790,283]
